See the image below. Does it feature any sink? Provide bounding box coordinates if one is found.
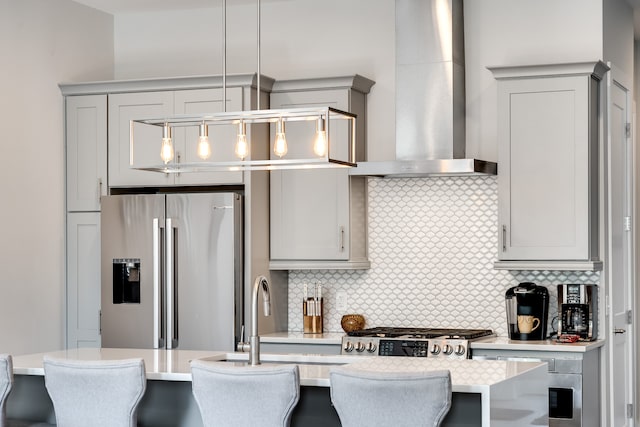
[198,352,354,367]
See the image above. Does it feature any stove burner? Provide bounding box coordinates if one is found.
[346,327,494,340]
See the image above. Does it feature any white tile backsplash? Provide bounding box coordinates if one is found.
[287,176,600,337]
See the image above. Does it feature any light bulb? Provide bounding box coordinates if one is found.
[197,123,211,160]
[273,119,288,158]
[313,117,327,157]
[235,122,249,160]
[160,123,174,164]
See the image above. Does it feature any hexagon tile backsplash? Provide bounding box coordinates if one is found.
[287,176,601,337]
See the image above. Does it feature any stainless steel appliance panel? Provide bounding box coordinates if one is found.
[101,194,165,349]
[100,193,242,351]
[165,193,242,351]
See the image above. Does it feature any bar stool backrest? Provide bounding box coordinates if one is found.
[330,366,452,427]
[43,356,146,427]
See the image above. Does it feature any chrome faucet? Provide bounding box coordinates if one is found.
[237,275,271,366]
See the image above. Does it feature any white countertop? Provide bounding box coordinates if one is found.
[471,336,605,352]
[260,331,343,345]
[12,347,546,393]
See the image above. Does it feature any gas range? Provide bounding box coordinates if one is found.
[341,327,495,359]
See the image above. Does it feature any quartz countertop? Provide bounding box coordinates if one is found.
[470,336,605,352]
[11,347,546,392]
[260,332,343,344]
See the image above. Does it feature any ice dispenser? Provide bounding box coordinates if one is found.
[112,259,141,304]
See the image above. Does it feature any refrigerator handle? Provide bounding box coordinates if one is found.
[166,218,178,349]
[153,218,164,349]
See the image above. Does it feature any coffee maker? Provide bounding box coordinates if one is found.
[558,284,598,341]
[505,282,549,340]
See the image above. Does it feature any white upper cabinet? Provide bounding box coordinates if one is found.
[490,62,607,271]
[108,91,174,187]
[66,95,107,211]
[172,88,244,185]
[269,76,374,269]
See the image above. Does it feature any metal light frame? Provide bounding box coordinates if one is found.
[130,106,357,172]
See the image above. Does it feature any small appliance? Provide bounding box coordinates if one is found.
[558,284,598,341]
[340,327,494,359]
[505,282,549,340]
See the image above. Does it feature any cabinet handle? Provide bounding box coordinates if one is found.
[97,178,102,206]
[340,226,345,252]
[502,225,507,252]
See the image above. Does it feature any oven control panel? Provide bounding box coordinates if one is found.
[341,337,470,359]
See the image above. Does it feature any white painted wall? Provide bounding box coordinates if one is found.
[0,0,113,355]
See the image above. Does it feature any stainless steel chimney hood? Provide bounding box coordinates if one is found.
[350,0,497,177]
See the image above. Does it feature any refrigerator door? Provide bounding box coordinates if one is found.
[101,195,165,349]
[165,192,243,351]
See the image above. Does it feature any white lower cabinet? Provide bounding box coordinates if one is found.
[490,62,607,270]
[66,212,101,349]
[268,76,374,269]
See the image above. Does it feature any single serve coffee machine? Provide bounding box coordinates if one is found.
[505,282,549,340]
[558,284,598,341]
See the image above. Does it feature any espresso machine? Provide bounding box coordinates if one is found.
[505,282,549,340]
[558,284,598,341]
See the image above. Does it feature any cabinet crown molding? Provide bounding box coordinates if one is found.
[59,73,275,96]
[487,61,609,81]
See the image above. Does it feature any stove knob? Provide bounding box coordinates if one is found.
[430,344,441,355]
[343,341,354,353]
[366,342,377,353]
[454,345,466,356]
[443,344,453,355]
[356,342,367,353]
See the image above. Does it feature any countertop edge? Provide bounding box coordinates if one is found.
[470,337,605,352]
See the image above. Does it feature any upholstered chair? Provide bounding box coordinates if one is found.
[330,366,452,427]
[190,360,300,427]
[43,356,146,427]
[0,354,12,427]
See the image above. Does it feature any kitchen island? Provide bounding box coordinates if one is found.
[7,348,548,427]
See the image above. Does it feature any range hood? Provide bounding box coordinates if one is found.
[350,0,497,177]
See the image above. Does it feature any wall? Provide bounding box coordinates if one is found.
[0,0,113,355]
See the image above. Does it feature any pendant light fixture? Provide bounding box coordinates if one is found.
[129,0,357,173]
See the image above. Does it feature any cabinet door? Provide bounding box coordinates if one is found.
[66,95,107,211]
[173,88,243,185]
[67,212,101,349]
[108,91,174,187]
[270,91,351,260]
[498,75,593,260]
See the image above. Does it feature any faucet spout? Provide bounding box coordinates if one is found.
[249,275,271,366]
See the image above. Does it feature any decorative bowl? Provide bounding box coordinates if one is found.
[341,314,365,333]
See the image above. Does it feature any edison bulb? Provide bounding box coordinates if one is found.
[235,122,249,160]
[273,120,288,158]
[313,130,327,157]
[197,123,211,160]
[160,124,174,164]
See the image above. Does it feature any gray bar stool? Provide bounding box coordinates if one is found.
[330,365,452,427]
[43,356,146,427]
[190,360,300,427]
[0,354,11,427]
[0,354,52,427]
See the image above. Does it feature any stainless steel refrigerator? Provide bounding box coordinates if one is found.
[100,192,243,351]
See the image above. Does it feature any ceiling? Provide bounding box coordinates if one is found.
[70,0,281,14]
[73,0,640,39]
